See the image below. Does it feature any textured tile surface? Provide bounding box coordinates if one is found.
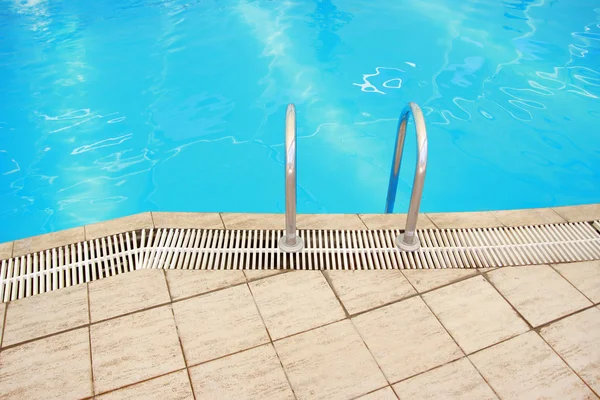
[165,270,245,300]
[352,296,463,382]
[96,370,194,400]
[554,261,600,303]
[3,284,88,346]
[13,227,85,257]
[90,305,185,394]
[359,213,436,230]
[553,204,600,222]
[393,358,498,400]
[0,241,12,260]
[540,307,600,394]
[0,328,92,400]
[275,320,387,400]
[250,272,345,340]
[426,212,502,228]
[172,284,269,365]
[356,387,398,400]
[297,214,366,230]
[85,213,154,240]
[189,344,294,400]
[402,269,478,293]
[221,213,284,230]
[152,212,224,229]
[325,270,416,315]
[89,269,170,321]
[487,265,592,327]
[470,331,595,400]
[492,208,565,226]
[423,276,528,354]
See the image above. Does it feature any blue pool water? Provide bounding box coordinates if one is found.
[0,0,599,242]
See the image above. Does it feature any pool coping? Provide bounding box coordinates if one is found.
[1,204,599,260]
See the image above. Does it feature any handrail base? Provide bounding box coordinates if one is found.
[396,233,420,252]
[278,236,304,253]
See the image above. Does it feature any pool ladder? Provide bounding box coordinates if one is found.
[278,102,428,253]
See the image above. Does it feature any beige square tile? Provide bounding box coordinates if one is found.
[325,271,416,315]
[244,269,286,281]
[91,305,185,394]
[0,328,92,399]
[402,269,478,293]
[0,302,5,346]
[3,284,88,346]
[553,204,600,222]
[96,370,193,400]
[297,214,367,230]
[189,344,294,400]
[540,307,600,394]
[89,269,170,321]
[172,284,269,365]
[249,272,345,340]
[492,208,565,226]
[152,212,224,229]
[553,261,600,303]
[393,358,497,400]
[165,270,245,300]
[274,320,387,400]
[426,212,502,229]
[470,331,595,400]
[85,213,154,240]
[221,213,284,230]
[423,276,529,354]
[0,241,12,260]
[357,387,398,400]
[487,265,592,327]
[13,227,85,257]
[352,296,463,382]
[359,214,436,230]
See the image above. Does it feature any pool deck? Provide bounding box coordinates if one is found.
[0,204,599,399]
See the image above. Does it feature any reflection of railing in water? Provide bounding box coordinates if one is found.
[385,102,428,251]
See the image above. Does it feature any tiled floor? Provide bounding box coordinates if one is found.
[0,262,599,400]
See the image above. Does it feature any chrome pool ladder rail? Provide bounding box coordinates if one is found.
[278,104,304,253]
[385,102,428,251]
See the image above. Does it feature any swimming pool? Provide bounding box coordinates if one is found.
[0,0,599,242]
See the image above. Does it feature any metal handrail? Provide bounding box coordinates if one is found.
[278,104,304,253]
[385,102,428,251]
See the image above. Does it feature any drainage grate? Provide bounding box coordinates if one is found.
[2,222,600,302]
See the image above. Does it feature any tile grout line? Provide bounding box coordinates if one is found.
[86,283,96,398]
[548,263,597,305]
[93,368,189,398]
[479,270,535,331]
[0,300,8,349]
[243,281,298,400]
[535,326,600,398]
[347,317,394,387]
[162,269,197,400]
[218,213,227,230]
[348,385,396,400]
[463,354,503,400]
[320,270,351,318]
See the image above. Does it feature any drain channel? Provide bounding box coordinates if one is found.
[1,221,600,302]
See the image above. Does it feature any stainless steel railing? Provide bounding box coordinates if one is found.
[278,104,304,253]
[385,102,428,251]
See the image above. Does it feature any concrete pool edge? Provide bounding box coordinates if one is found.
[1,203,599,260]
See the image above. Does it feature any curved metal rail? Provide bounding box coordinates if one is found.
[385,102,428,251]
[278,104,304,253]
